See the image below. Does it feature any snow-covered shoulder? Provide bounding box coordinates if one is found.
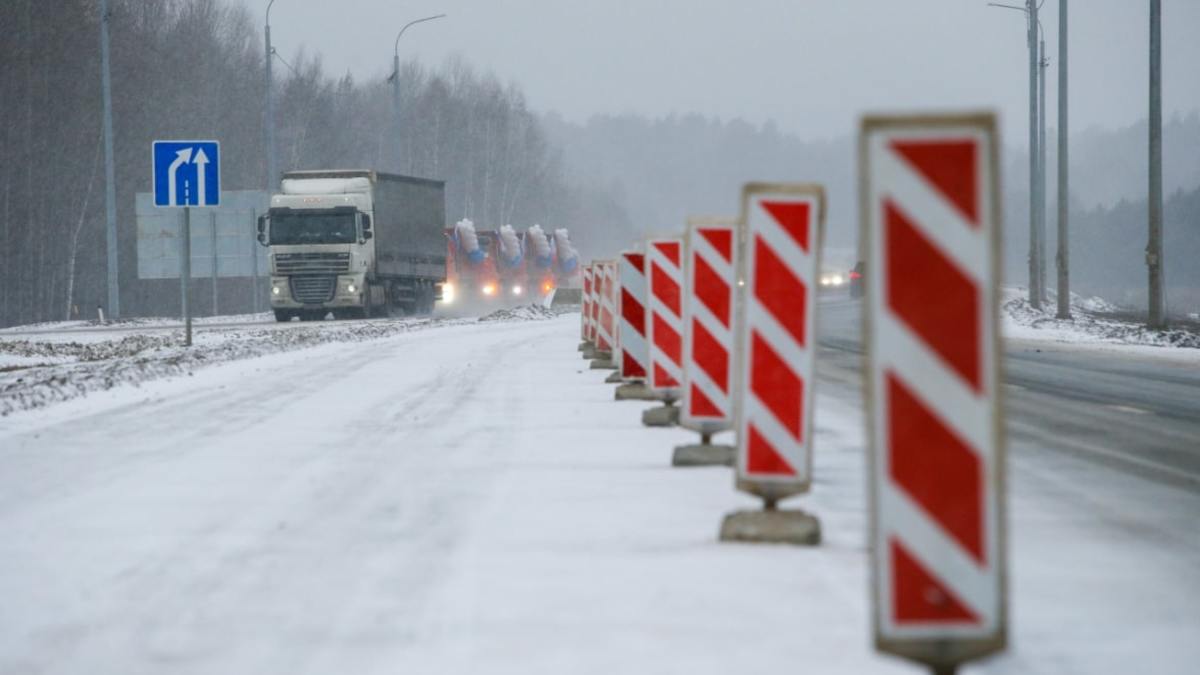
[1002,287,1200,362]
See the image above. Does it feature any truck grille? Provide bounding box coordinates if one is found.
[275,252,350,275]
[290,275,336,304]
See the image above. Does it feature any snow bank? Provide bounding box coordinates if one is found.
[477,304,560,322]
[1003,286,1200,351]
[0,318,471,417]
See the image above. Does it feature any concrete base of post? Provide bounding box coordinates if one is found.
[641,403,679,427]
[614,382,662,401]
[577,341,590,352]
[719,507,821,546]
[604,371,624,383]
[581,345,597,360]
[671,443,734,467]
[589,358,617,370]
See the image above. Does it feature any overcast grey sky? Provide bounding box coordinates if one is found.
[268,0,1200,142]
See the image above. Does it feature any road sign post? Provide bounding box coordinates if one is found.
[181,208,191,345]
[643,236,685,427]
[154,140,220,347]
[860,113,1007,672]
[720,183,825,546]
[675,217,739,467]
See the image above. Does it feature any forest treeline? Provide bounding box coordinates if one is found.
[0,0,632,327]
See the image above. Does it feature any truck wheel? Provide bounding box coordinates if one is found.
[273,310,294,322]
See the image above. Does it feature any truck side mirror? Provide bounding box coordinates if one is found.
[256,215,268,246]
[361,214,373,241]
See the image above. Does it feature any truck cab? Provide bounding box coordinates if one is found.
[258,171,446,321]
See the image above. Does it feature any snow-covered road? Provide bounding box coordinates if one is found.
[0,312,1197,673]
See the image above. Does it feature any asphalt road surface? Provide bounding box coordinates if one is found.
[817,297,1200,490]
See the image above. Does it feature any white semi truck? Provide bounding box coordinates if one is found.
[257,170,446,321]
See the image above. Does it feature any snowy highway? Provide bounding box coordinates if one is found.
[0,308,1198,673]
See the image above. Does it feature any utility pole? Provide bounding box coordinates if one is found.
[987,1,1043,307]
[1027,0,1042,308]
[392,14,447,171]
[1147,0,1165,329]
[264,0,278,195]
[1038,35,1049,305]
[99,0,120,319]
[1056,0,1070,319]
[392,47,402,170]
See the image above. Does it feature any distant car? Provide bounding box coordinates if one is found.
[819,270,847,290]
[849,261,865,298]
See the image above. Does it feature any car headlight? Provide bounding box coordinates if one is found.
[482,283,497,296]
[831,274,844,286]
[512,285,523,296]
[442,282,455,303]
[272,286,281,295]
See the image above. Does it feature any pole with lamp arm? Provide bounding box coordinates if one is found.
[1056,0,1070,319]
[392,14,447,172]
[987,1,1043,309]
[99,0,120,319]
[265,0,279,194]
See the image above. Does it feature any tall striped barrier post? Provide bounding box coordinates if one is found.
[614,248,660,401]
[674,217,739,467]
[583,261,600,360]
[580,263,595,357]
[862,113,1007,674]
[591,260,620,372]
[720,183,826,545]
[642,236,685,427]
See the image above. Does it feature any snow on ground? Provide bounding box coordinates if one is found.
[0,312,275,337]
[477,304,560,322]
[1002,287,1200,356]
[0,314,1195,673]
[0,312,551,416]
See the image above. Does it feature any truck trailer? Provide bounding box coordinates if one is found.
[257,170,446,321]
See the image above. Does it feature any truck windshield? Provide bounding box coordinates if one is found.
[270,211,357,245]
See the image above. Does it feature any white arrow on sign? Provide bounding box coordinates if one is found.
[168,147,192,207]
[193,147,209,207]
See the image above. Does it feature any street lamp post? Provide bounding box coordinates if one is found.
[1148,0,1165,329]
[392,14,447,171]
[1038,34,1048,305]
[265,0,279,194]
[988,1,1043,309]
[1056,0,1070,320]
[99,0,120,319]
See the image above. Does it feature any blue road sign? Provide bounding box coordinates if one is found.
[153,140,220,207]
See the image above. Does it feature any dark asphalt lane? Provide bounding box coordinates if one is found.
[816,297,1200,491]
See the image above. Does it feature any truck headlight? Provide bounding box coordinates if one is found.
[482,283,497,296]
[512,285,523,296]
[272,286,281,295]
[347,284,357,293]
[442,282,455,304]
